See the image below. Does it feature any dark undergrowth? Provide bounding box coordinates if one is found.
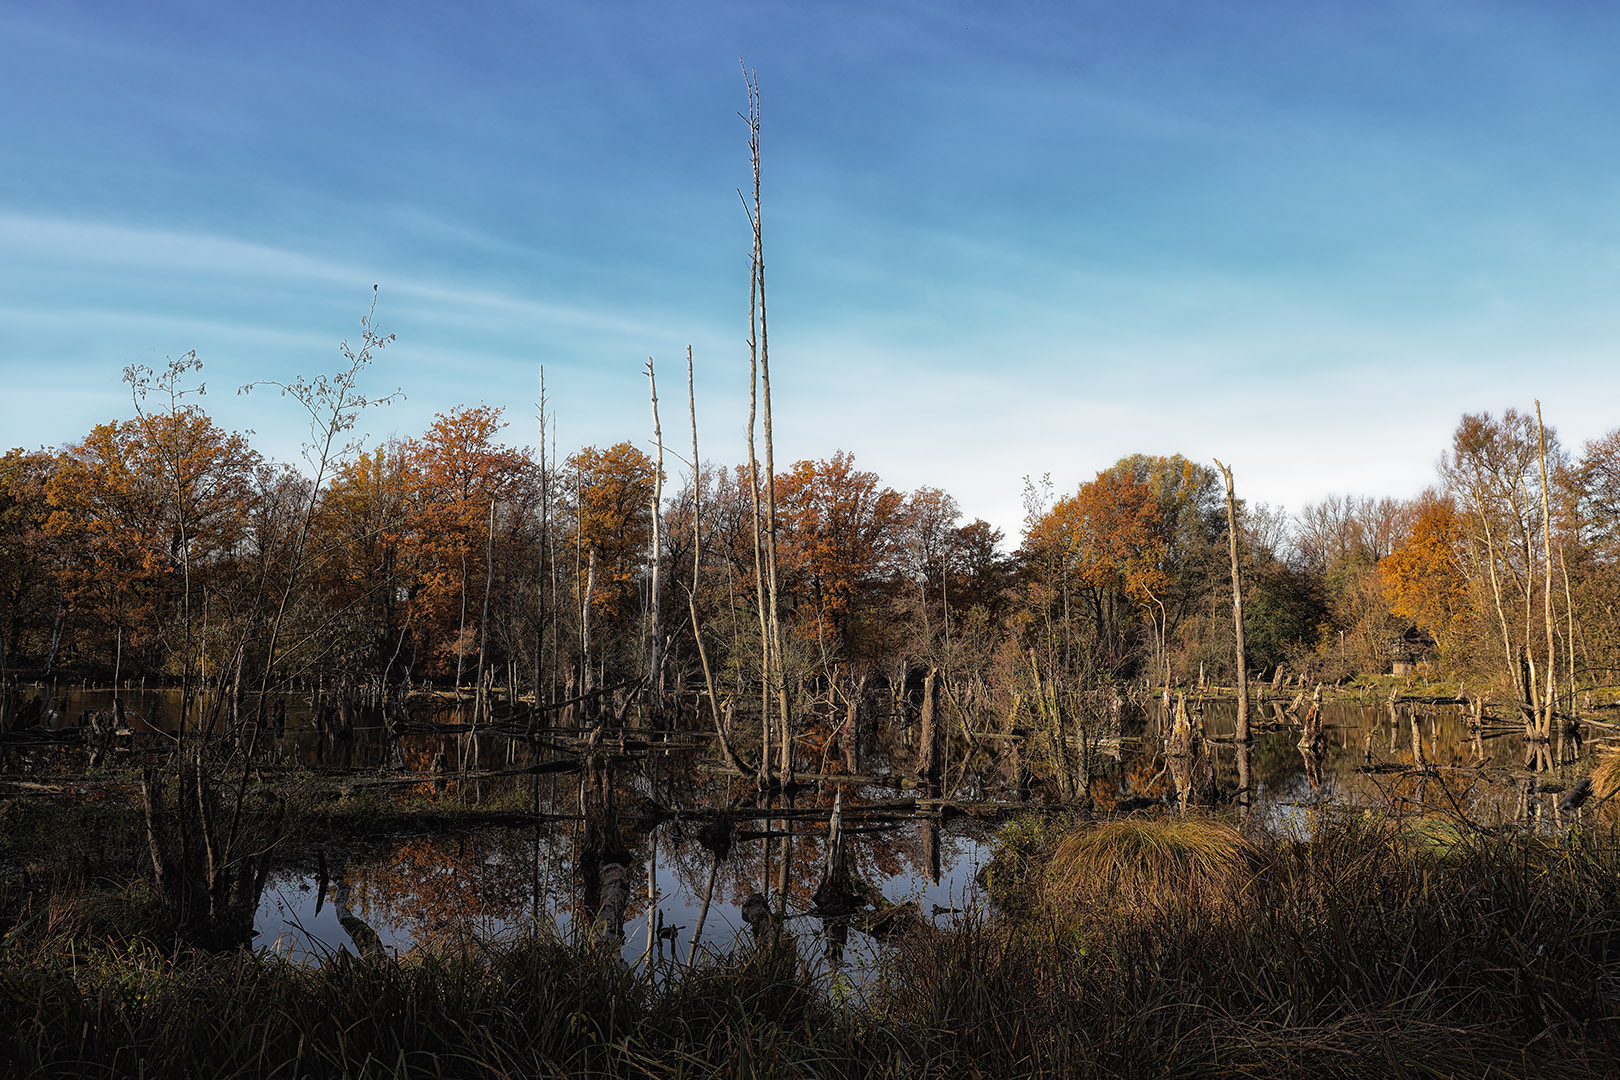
[5,812,1620,1078]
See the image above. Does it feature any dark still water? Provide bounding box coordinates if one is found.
[5,684,1594,967]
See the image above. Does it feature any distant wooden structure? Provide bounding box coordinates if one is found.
[1387,628,1435,677]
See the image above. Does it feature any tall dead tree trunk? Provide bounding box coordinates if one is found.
[1536,400,1556,740]
[1213,460,1251,744]
[743,67,791,788]
[581,551,596,714]
[534,366,549,724]
[744,246,771,782]
[646,359,666,726]
[741,66,787,788]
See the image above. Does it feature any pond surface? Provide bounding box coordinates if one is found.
[254,814,995,975]
[6,682,1601,966]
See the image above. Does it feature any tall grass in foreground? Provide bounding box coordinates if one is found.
[5,814,1620,1078]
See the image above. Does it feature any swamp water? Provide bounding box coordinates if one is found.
[5,684,1598,971]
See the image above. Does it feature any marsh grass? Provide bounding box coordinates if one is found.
[6,810,1620,1077]
[1590,749,1620,805]
[1041,817,1253,919]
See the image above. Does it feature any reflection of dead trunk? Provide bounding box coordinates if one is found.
[1409,709,1428,771]
[577,729,629,940]
[687,857,720,966]
[1165,694,1214,812]
[140,760,281,951]
[1300,743,1325,792]
[823,911,849,970]
[1235,740,1253,819]
[916,668,941,786]
[336,679,357,740]
[741,892,774,939]
[773,808,793,932]
[812,790,859,915]
[923,816,941,886]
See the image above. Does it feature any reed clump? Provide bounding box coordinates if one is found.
[1040,817,1253,920]
[1589,749,1620,805]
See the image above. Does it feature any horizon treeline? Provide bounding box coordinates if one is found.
[4,353,1620,723]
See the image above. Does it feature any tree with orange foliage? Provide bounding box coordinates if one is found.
[773,451,906,660]
[46,402,258,679]
[317,439,418,674]
[566,443,655,616]
[1021,470,1169,680]
[564,442,656,684]
[1380,492,1471,663]
[404,406,531,680]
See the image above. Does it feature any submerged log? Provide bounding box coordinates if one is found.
[741,892,774,939]
[334,874,385,961]
[850,878,928,940]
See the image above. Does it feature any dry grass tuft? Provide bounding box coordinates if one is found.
[1590,749,1620,805]
[1042,817,1252,919]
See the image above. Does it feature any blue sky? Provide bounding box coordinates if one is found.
[3,1,1619,538]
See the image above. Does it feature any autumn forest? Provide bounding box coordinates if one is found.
[5,348,1620,738]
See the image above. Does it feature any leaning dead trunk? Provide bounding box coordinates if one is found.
[685,348,746,772]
